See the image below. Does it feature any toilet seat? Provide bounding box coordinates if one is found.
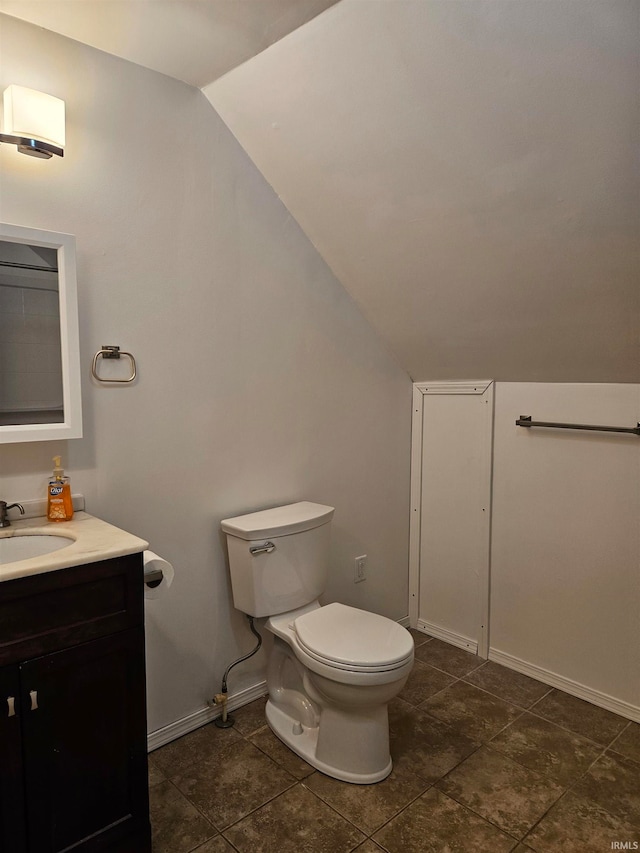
[293,603,414,673]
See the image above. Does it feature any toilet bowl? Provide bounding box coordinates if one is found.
[266,601,413,783]
[221,502,415,784]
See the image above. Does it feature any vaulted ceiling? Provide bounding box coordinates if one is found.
[0,0,339,86]
[204,0,639,382]
[2,0,638,381]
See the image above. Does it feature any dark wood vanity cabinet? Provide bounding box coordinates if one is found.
[0,554,151,852]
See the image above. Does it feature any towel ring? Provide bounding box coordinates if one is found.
[91,346,137,383]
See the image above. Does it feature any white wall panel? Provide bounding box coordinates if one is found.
[491,383,640,716]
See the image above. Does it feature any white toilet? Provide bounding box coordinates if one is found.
[221,501,414,784]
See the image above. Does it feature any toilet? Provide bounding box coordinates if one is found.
[221,501,414,784]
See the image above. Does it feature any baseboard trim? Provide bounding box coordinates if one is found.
[148,615,412,752]
[147,680,268,752]
[489,648,640,724]
[417,619,478,655]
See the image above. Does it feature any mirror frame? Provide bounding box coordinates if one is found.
[0,222,82,444]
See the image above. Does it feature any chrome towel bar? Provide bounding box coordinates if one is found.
[516,415,640,436]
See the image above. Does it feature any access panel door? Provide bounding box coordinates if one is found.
[410,381,494,657]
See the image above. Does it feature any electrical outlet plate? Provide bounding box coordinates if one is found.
[354,554,367,583]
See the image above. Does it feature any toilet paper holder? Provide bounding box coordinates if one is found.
[144,567,164,589]
[91,345,137,383]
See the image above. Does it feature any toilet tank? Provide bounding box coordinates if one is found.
[221,502,334,617]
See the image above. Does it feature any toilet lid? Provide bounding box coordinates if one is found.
[293,603,414,670]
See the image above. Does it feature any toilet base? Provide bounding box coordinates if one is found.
[265,698,393,785]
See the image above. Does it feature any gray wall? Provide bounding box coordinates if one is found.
[0,15,412,733]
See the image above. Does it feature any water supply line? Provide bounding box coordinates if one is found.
[213,615,262,728]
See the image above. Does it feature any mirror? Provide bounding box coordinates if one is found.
[0,223,82,443]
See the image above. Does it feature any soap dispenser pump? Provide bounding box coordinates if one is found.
[47,456,74,522]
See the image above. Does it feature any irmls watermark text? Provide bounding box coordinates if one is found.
[611,843,639,850]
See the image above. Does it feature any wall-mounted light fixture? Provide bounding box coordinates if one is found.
[0,85,65,159]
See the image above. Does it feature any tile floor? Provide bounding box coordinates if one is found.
[148,629,640,852]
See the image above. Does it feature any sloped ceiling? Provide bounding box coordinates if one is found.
[205,0,639,382]
[1,1,638,381]
[0,0,339,86]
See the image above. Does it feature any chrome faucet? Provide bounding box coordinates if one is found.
[0,501,25,528]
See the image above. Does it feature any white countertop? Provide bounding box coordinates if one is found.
[0,512,149,583]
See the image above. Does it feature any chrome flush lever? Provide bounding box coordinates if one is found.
[249,542,276,555]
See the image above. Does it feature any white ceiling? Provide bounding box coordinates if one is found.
[2,0,637,382]
[206,0,639,381]
[0,0,339,87]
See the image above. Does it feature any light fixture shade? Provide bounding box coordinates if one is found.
[3,85,65,149]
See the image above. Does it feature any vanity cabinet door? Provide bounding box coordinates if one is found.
[20,628,150,852]
[0,666,26,853]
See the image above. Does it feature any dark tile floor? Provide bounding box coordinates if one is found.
[148,629,640,852]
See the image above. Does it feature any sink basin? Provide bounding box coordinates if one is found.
[0,534,74,564]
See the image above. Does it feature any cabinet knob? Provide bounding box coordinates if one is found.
[7,696,15,717]
[29,690,38,711]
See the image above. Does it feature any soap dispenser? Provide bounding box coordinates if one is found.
[47,456,74,522]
